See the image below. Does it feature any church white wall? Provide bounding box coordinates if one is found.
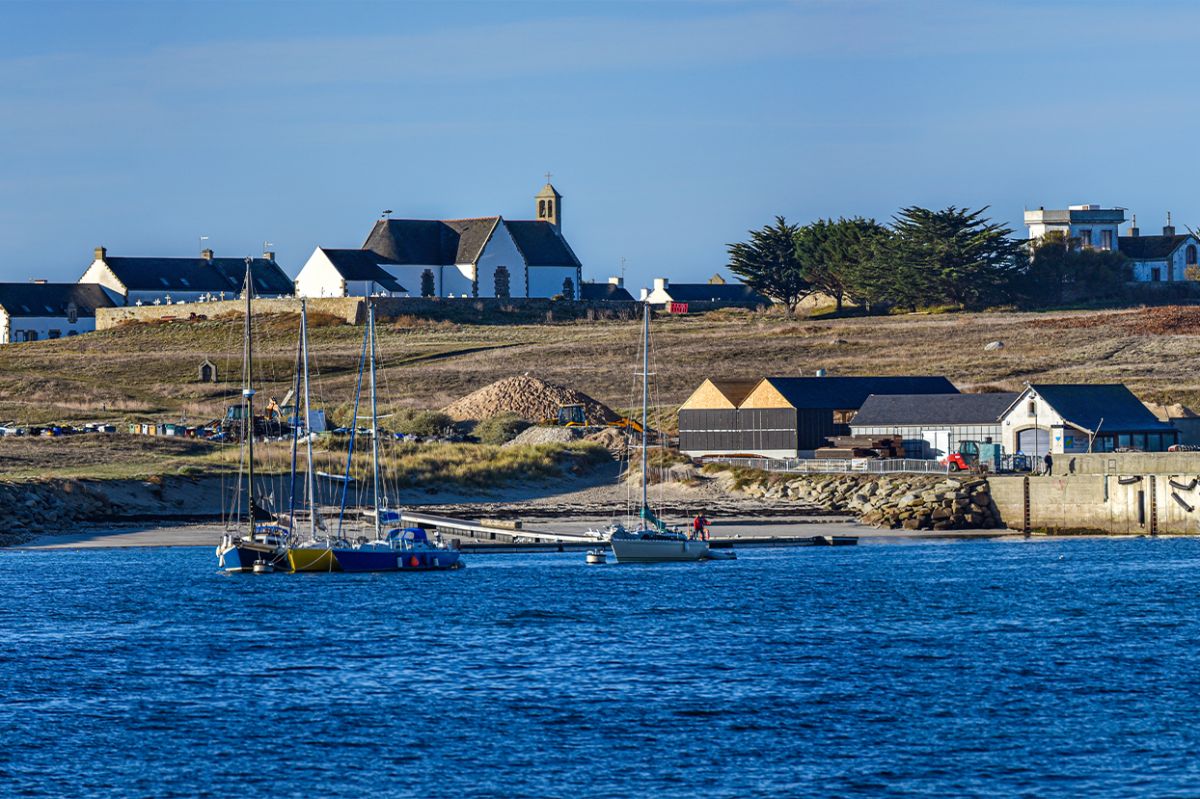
[2,314,96,343]
[475,226,527,297]
[443,265,477,297]
[381,265,440,298]
[528,266,579,299]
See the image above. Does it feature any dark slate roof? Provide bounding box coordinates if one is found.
[580,282,635,302]
[0,283,116,318]
[763,376,959,410]
[102,256,293,296]
[1026,384,1176,434]
[851,392,1020,426]
[1118,234,1192,260]
[363,218,500,265]
[504,221,581,267]
[320,249,406,293]
[660,283,769,304]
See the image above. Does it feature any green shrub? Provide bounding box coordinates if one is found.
[474,412,531,445]
[393,409,455,437]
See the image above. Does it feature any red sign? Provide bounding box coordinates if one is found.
[668,302,689,314]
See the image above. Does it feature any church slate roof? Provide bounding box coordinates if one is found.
[1118,234,1192,260]
[504,221,581,267]
[319,249,406,293]
[101,256,293,296]
[364,217,579,268]
[0,283,116,318]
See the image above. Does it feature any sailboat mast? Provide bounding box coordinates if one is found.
[368,304,382,539]
[640,301,649,515]
[300,298,317,540]
[243,258,256,543]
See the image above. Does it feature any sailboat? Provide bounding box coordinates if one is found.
[288,303,462,573]
[216,260,290,573]
[607,302,710,564]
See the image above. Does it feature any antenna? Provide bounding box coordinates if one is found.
[620,256,627,282]
[381,209,393,219]
[199,235,209,253]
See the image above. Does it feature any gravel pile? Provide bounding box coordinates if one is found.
[442,376,618,424]
[505,426,585,447]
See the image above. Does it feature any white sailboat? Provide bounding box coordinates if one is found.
[607,302,709,564]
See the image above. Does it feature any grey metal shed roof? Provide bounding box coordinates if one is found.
[851,392,1019,426]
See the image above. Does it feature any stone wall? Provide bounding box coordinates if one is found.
[990,473,1200,535]
[728,472,1001,530]
[1052,452,1200,476]
[96,296,639,330]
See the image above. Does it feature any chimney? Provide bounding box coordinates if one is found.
[652,277,668,292]
[201,248,214,261]
[1129,214,1139,238]
[608,275,623,287]
[94,246,107,262]
[1164,211,1176,237]
[263,251,275,261]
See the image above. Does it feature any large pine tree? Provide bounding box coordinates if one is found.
[727,216,814,316]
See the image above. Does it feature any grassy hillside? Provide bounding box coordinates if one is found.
[3,305,1200,427]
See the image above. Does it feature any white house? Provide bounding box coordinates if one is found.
[641,276,768,307]
[294,248,407,298]
[849,392,1019,459]
[1024,204,1200,283]
[295,182,582,300]
[998,384,1177,457]
[79,247,294,305]
[0,282,116,343]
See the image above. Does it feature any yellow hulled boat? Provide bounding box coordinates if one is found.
[287,547,341,573]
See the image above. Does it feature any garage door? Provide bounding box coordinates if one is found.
[1017,428,1050,457]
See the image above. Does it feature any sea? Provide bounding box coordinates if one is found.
[2,538,1199,798]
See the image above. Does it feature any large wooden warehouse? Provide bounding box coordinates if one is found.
[678,375,957,458]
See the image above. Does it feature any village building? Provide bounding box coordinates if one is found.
[998,384,1178,456]
[849,392,1020,459]
[79,247,293,305]
[678,375,957,459]
[0,282,116,343]
[1024,204,1200,283]
[293,248,407,298]
[580,277,635,302]
[295,182,582,300]
[642,274,768,309]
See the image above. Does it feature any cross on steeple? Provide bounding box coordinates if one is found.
[544,171,553,184]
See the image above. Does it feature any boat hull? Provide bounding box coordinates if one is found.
[287,547,341,573]
[610,537,709,563]
[333,548,399,573]
[217,542,287,573]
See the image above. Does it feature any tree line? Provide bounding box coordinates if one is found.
[727,207,1130,315]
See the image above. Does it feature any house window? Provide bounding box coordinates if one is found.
[67,331,77,337]
[66,302,78,324]
[1188,245,1197,265]
[1027,401,1036,415]
[48,330,61,339]
[1151,267,1162,282]
[1100,230,1112,250]
[26,331,37,342]
[1077,229,1092,247]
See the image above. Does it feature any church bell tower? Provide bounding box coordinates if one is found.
[535,177,561,232]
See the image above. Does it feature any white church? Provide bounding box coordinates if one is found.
[295,182,583,300]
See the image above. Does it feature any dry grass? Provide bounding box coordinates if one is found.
[6,305,1200,427]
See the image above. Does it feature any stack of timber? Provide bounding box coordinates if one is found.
[814,435,905,460]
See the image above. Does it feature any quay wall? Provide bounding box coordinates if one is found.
[990,473,1200,535]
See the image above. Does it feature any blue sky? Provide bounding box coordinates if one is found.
[1,0,1198,288]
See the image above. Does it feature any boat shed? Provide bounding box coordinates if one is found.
[999,384,1179,456]
[849,392,1019,459]
[678,375,957,458]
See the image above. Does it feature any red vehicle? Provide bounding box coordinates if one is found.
[939,441,980,472]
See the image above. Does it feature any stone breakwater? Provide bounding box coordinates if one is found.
[732,472,1002,530]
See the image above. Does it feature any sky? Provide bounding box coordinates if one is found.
[1,0,1198,288]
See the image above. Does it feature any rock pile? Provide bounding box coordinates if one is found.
[504,426,585,447]
[0,479,121,545]
[442,376,618,424]
[733,473,1001,530]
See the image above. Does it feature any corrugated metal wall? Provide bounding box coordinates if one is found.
[680,407,821,455]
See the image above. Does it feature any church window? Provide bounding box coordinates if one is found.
[562,277,574,298]
[1187,245,1197,265]
[546,200,554,218]
[538,200,546,218]
[494,266,511,298]
[420,269,435,298]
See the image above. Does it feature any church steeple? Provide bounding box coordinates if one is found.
[535,175,561,232]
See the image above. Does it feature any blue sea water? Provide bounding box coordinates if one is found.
[1,538,1199,798]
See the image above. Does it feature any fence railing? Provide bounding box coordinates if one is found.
[706,456,951,475]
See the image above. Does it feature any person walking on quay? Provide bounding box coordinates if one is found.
[693,512,710,541]
[1043,452,1053,476]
